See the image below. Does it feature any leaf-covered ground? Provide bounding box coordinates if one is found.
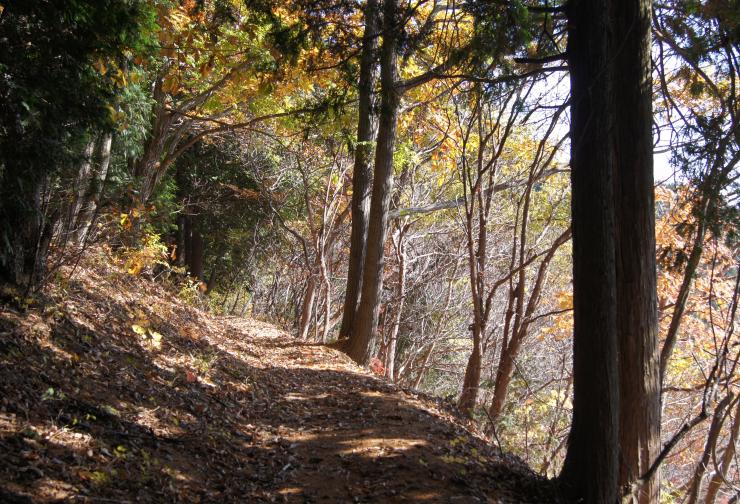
[0,249,564,503]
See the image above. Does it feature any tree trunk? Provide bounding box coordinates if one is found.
[0,163,52,288]
[68,138,96,236]
[345,0,400,366]
[685,395,735,504]
[74,133,113,245]
[339,0,379,339]
[703,397,740,504]
[613,0,661,502]
[559,0,620,501]
[299,275,317,340]
[385,227,406,381]
[412,342,436,389]
[458,333,482,415]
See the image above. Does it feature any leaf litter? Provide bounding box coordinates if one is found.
[0,248,564,503]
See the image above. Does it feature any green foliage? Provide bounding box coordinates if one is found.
[0,0,158,285]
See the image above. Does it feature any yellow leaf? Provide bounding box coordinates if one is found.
[149,330,163,349]
[131,324,147,335]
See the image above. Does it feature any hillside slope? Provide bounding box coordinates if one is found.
[0,249,563,503]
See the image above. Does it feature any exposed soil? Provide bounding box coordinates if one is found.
[0,248,564,503]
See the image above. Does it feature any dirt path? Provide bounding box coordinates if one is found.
[0,254,562,503]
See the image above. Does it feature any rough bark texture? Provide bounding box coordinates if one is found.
[74,133,112,245]
[613,0,661,502]
[559,0,620,501]
[346,0,400,365]
[339,0,379,340]
[68,139,97,234]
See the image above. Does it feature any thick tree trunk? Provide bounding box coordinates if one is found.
[613,0,661,502]
[559,0,620,501]
[339,0,379,340]
[345,0,400,365]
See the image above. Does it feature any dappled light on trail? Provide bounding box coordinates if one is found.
[0,250,560,503]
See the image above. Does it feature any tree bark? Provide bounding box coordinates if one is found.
[299,275,318,340]
[385,224,406,381]
[613,0,661,502]
[68,138,96,235]
[345,0,400,365]
[458,337,482,414]
[559,0,620,501]
[74,133,112,245]
[339,0,379,340]
[703,398,740,504]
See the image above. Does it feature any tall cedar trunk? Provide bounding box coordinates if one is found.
[559,0,620,501]
[345,0,400,365]
[321,264,332,342]
[74,133,112,245]
[613,0,661,502]
[339,0,379,339]
[183,214,193,270]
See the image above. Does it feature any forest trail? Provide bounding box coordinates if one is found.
[0,250,560,503]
